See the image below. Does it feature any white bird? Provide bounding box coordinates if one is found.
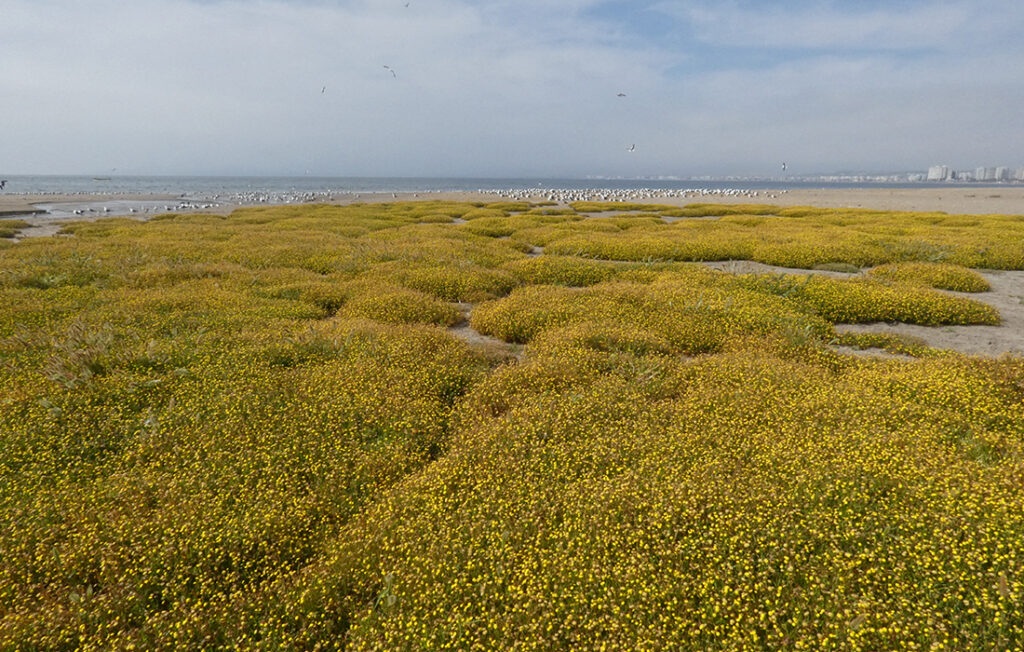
[383,65,396,78]
[0,180,6,190]
[628,144,636,152]
[782,162,787,171]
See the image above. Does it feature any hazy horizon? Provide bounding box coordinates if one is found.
[3,0,1023,178]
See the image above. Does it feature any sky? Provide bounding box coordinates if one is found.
[2,0,1023,178]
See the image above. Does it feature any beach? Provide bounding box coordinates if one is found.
[4,186,1024,220]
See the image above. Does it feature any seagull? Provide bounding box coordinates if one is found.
[383,65,396,78]
[322,85,326,94]
[617,92,626,97]
[781,162,787,171]
[0,180,6,190]
[628,144,636,152]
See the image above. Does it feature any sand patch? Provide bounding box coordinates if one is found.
[833,269,1024,358]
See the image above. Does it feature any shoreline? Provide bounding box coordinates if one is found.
[2,186,1024,219]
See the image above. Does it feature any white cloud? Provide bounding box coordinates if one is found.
[0,0,1021,176]
[654,0,1024,53]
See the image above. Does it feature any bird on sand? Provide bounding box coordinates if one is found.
[383,65,397,78]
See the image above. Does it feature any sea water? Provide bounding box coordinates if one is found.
[0,174,998,198]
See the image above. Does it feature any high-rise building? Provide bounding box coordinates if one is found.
[995,167,1010,181]
[927,165,949,181]
[1016,168,1024,181]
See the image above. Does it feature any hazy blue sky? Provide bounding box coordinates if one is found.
[2,0,1022,177]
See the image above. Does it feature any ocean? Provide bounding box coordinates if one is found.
[1,174,1007,198]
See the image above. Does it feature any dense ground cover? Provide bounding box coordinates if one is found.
[1,201,1022,649]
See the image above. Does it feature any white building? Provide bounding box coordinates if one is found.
[995,167,1010,181]
[1016,168,1024,181]
[927,165,950,181]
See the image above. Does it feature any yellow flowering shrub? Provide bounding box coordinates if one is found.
[500,255,617,287]
[533,205,1024,270]
[471,271,835,351]
[867,262,992,292]
[0,200,1021,650]
[834,331,934,357]
[741,274,1000,325]
[461,208,509,221]
[0,219,30,239]
[336,281,460,326]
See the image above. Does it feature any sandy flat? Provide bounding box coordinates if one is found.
[3,187,1024,219]
[428,187,1024,215]
[367,187,1024,215]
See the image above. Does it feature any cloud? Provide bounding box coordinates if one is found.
[0,0,1021,176]
[0,0,670,175]
[652,0,1024,58]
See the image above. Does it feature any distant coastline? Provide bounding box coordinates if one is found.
[1,174,1022,198]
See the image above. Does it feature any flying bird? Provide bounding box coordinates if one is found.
[781,162,787,171]
[617,92,626,97]
[0,180,6,190]
[383,65,397,78]
[628,144,636,152]
[322,85,326,94]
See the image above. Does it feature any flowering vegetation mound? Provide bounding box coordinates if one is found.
[0,201,1021,650]
[867,262,992,292]
[0,220,30,239]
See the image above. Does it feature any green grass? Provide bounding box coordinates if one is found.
[0,219,30,239]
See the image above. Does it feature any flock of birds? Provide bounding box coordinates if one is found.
[484,187,788,204]
[214,187,788,206]
[68,201,218,216]
[47,187,789,218]
[212,187,789,207]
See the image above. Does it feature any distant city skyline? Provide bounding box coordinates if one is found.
[2,1,1023,177]
[925,164,1024,183]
